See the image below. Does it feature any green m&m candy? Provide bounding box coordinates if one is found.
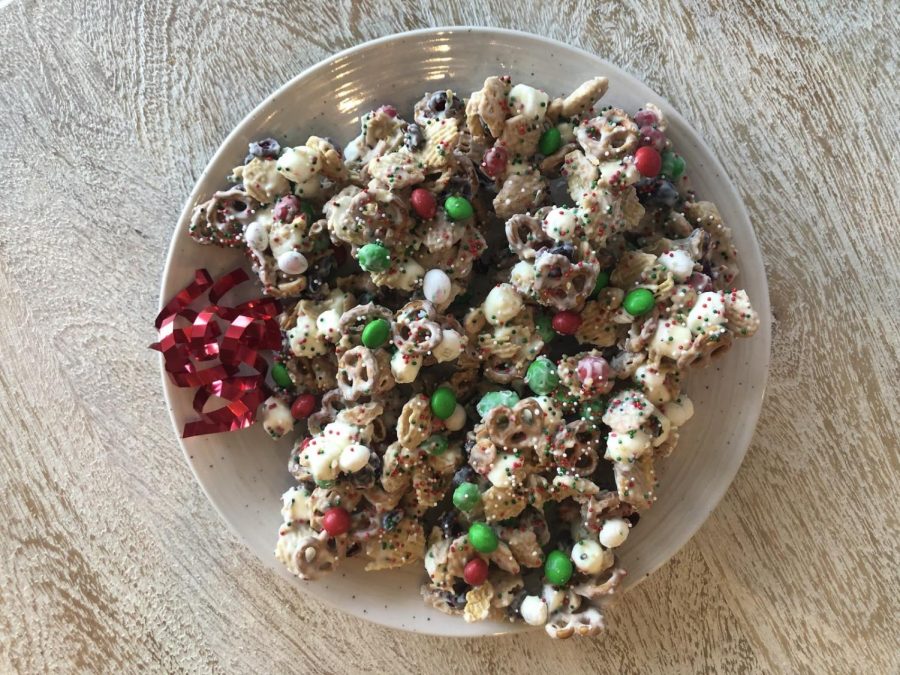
[358,243,391,272]
[421,434,448,456]
[453,482,481,511]
[592,270,610,296]
[476,390,520,418]
[525,357,559,396]
[271,362,293,389]
[444,195,474,221]
[315,478,336,489]
[535,313,556,343]
[538,126,562,156]
[544,550,573,586]
[622,288,655,316]
[361,318,391,348]
[430,386,457,419]
[660,150,685,180]
[467,522,499,553]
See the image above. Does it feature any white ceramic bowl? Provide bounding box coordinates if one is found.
[159,27,771,637]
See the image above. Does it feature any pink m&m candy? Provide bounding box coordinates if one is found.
[577,355,611,393]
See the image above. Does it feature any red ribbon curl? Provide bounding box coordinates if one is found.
[151,268,282,437]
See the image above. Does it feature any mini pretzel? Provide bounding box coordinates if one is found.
[483,398,545,452]
[545,606,606,639]
[396,394,434,449]
[307,388,346,436]
[483,357,524,384]
[292,530,341,580]
[395,299,436,325]
[189,186,260,247]
[339,187,412,247]
[337,346,381,401]
[575,108,638,160]
[505,212,553,261]
[552,419,601,476]
[348,504,381,543]
[392,318,443,356]
[532,251,598,311]
[337,303,393,352]
[572,567,627,602]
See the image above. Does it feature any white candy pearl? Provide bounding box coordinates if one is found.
[571,539,613,574]
[599,518,630,549]
[483,283,523,326]
[277,250,308,275]
[658,249,695,282]
[443,404,466,431]
[243,221,269,251]
[432,329,462,363]
[423,269,452,305]
[339,443,371,473]
[519,595,549,626]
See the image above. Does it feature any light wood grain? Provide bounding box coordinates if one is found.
[0,0,897,672]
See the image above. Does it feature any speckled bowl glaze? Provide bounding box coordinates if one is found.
[159,27,771,637]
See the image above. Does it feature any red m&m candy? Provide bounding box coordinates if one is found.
[463,557,490,586]
[551,310,582,336]
[410,188,437,219]
[482,146,508,178]
[322,507,351,536]
[291,394,317,419]
[634,146,662,177]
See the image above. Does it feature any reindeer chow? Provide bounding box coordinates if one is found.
[190,75,760,637]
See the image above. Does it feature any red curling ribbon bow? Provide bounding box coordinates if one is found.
[151,268,282,437]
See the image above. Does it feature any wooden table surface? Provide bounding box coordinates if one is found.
[1,1,897,672]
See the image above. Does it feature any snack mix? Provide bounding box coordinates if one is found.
[190,75,760,637]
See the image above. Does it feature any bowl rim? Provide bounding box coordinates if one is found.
[157,25,772,635]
